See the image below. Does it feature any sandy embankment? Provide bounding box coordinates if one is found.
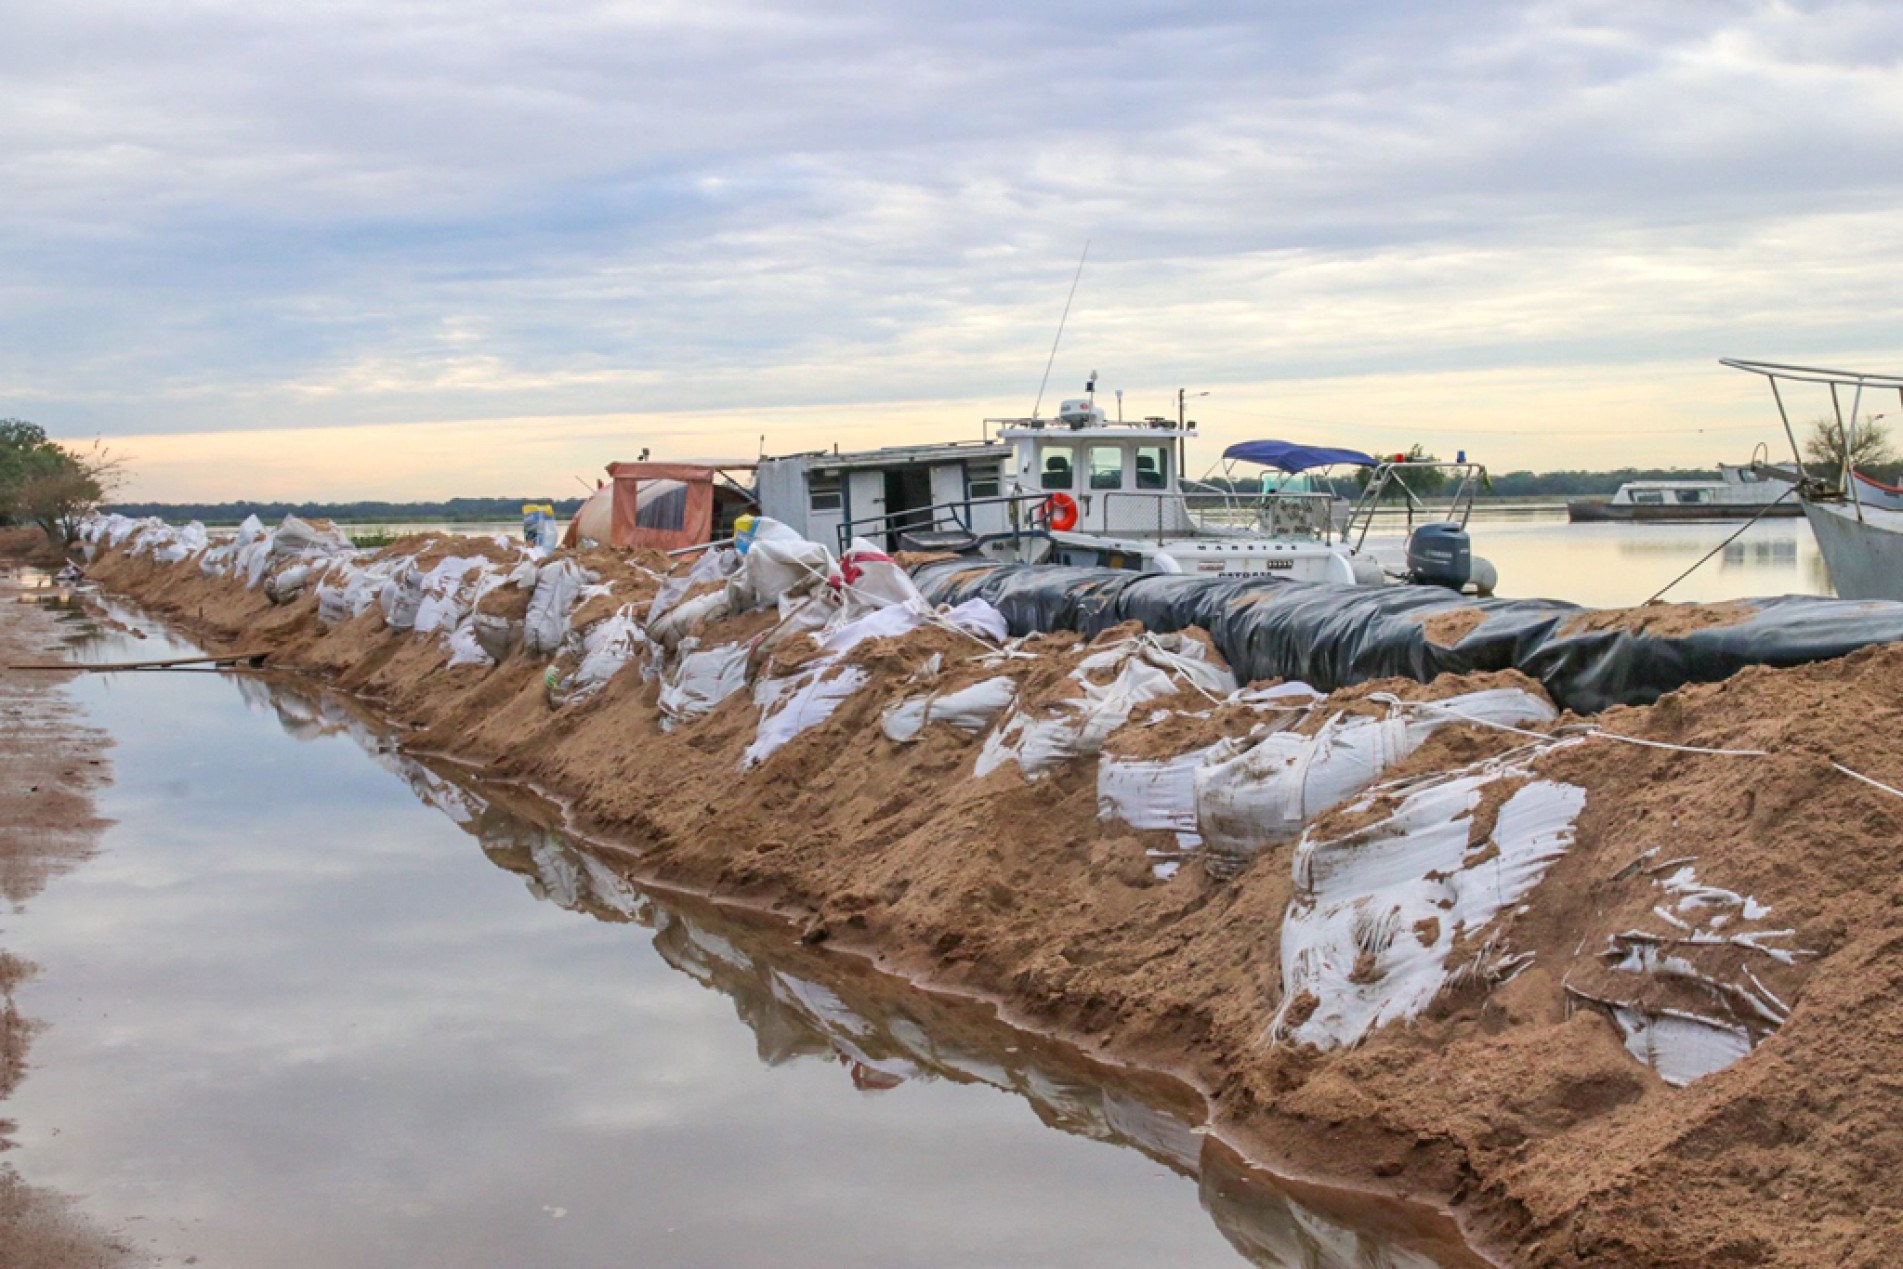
[0,549,136,1268]
[75,524,1903,1268]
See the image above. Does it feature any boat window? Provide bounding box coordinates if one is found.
[967,461,1002,500]
[1135,445,1169,490]
[1040,446,1076,490]
[1676,489,1708,504]
[636,482,688,532]
[1088,446,1126,490]
[809,471,842,512]
[1633,490,1665,505]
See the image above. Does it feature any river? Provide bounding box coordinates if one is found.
[1,585,1482,1267]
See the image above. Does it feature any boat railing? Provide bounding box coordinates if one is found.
[1342,461,1487,552]
[833,492,1052,555]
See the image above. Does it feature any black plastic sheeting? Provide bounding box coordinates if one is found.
[912,561,1903,713]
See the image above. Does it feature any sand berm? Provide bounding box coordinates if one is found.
[72,529,1903,1268]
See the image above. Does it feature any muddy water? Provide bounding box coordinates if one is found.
[3,596,1484,1268]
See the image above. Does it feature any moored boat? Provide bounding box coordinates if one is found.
[754,386,1500,592]
[1722,357,1903,601]
[1566,464,1801,522]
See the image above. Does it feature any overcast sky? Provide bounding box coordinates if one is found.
[4,0,1901,499]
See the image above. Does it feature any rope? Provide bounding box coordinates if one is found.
[1643,485,1797,605]
[1379,695,1902,802]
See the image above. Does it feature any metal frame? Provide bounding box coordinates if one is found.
[1720,358,1903,524]
[1342,461,1487,552]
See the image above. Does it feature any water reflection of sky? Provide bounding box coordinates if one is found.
[1468,512,1831,607]
[5,616,1474,1268]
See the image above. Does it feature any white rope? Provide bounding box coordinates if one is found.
[1373,694,1903,802]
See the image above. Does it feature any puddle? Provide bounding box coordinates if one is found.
[2,592,1488,1267]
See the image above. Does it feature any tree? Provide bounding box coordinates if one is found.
[1803,414,1895,474]
[1355,444,1451,500]
[0,421,123,544]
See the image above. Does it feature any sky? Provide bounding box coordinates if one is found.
[3,0,1901,500]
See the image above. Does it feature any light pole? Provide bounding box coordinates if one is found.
[1177,388,1208,429]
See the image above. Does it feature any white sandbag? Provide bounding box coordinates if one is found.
[264,561,321,605]
[563,605,649,702]
[938,598,1009,644]
[1097,745,1218,846]
[445,619,493,669]
[471,611,524,661]
[524,558,596,655]
[272,514,353,556]
[1193,686,1559,866]
[1271,759,1586,1050]
[318,558,403,627]
[730,519,832,612]
[739,600,927,768]
[974,634,1236,781]
[150,521,208,565]
[412,556,494,635]
[648,547,736,625]
[742,664,872,769]
[838,538,923,617]
[1195,714,1416,864]
[658,639,752,727]
[646,587,731,651]
[380,564,425,630]
[1610,1006,1755,1088]
[881,676,1019,743]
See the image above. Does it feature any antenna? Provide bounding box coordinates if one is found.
[1031,241,1089,420]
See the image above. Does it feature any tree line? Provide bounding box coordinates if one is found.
[101,496,590,525]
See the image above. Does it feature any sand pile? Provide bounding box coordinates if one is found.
[69,516,1903,1267]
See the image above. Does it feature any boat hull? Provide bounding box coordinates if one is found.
[1567,499,1802,523]
[1803,498,1903,601]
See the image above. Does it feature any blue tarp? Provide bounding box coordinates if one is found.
[1220,440,1379,473]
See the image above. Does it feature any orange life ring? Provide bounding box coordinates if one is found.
[1043,491,1079,532]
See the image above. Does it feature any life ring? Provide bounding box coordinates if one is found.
[1043,492,1079,532]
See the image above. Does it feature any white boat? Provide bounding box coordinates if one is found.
[1566,464,1801,522]
[755,390,1498,591]
[1721,358,1903,601]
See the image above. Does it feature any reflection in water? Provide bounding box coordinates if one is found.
[1464,510,1833,607]
[241,674,1480,1268]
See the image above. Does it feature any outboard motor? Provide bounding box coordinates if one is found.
[1406,522,1472,590]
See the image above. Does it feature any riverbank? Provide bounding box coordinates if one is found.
[0,559,135,1268]
[56,524,1903,1266]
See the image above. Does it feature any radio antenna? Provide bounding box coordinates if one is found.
[1031,240,1089,420]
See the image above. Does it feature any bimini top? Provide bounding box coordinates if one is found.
[1222,440,1379,473]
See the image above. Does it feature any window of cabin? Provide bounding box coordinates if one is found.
[1135,445,1169,490]
[636,482,688,532]
[967,462,1002,499]
[1088,445,1126,490]
[1633,490,1665,505]
[809,471,842,512]
[1040,446,1076,490]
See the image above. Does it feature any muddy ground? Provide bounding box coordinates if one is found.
[0,552,136,1268]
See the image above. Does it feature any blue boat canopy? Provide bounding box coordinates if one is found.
[1221,440,1379,473]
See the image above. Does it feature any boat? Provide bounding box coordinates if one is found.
[564,460,759,553]
[1721,358,1903,601]
[1566,463,1801,522]
[754,388,1499,592]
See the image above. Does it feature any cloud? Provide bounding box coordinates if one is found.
[2,1,1901,493]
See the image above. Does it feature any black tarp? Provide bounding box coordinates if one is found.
[913,561,1903,713]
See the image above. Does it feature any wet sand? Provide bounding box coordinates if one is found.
[0,563,135,1267]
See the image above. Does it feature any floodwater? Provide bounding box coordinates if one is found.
[1462,508,1832,608]
[2,594,1484,1268]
